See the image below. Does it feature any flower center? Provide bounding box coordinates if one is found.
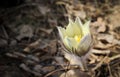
[74,35,81,42]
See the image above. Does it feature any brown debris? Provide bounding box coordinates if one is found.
[0,0,120,77]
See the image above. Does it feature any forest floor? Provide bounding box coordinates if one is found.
[0,0,120,77]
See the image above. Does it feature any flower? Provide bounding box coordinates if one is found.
[57,17,92,56]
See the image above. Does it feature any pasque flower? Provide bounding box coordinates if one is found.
[57,17,92,56]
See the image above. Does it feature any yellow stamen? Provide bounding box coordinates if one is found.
[74,35,81,42]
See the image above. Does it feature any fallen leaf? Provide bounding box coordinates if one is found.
[0,38,7,47]
[48,18,57,27]
[34,65,42,72]
[94,41,113,49]
[60,69,90,77]
[55,57,66,65]
[97,34,114,44]
[42,66,55,73]
[38,6,50,15]
[91,17,106,33]
[73,10,86,19]
[48,40,57,54]
[24,39,41,52]
[16,25,33,40]
[38,28,53,34]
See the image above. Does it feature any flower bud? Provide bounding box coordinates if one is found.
[57,17,92,56]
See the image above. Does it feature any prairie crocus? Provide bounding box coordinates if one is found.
[57,17,92,56]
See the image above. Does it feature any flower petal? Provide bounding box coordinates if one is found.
[65,18,74,37]
[76,34,92,56]
[75,17,83,26]
[63,37,71,51]
[81,20,90,35]
[73,17,83,35]
[63,37,78,52]
[57,27,66,40]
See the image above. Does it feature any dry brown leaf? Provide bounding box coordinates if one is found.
[97,34,114,44]
[89,49,110,64]
[106,10,120,30]
[16,25,33,40]
[60,69,90,77]
[97,24,106,33]
[97,18,106,33]
[55,57,66,65]
[91,17,106,33]
[24,39,41,52]
[0,38,7,47]
[20,63,42,76]
[112,26,120,39]
[42,66,55,73]
[111,45,120,54]
[48,18,57,27]
[94,41,112,49]
[34,65,42,72]
[38,6,50,15]
[73,10,86,19]
[39,28,53,34]
[48,40,57,54]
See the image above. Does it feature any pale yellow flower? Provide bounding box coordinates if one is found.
[57,17,92,56]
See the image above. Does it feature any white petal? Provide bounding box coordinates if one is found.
[67,38,78,49]
[77,34,92,56]
[75,17,83,26]
[57,27,66,40]
[72,24,82,35]
[63,37,78,52]
[81,20,90,35]
[63,37,71,51]
[65,19,74,37]
[72,17,83,35]
[68,18,74,23]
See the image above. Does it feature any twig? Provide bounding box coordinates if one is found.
[92,56,108,71]
[110,54,120,61]
[2,25,9,39]
[107,63,113,77]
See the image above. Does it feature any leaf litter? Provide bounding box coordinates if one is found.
[0,0,120,77]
